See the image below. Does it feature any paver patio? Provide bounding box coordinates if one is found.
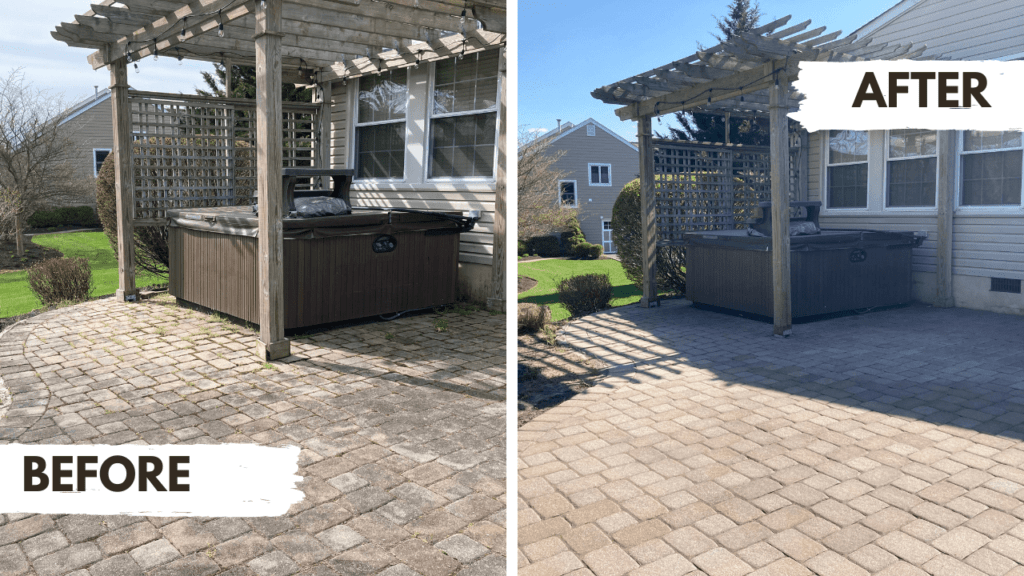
[0,295,505,576]
[519,300,1024,576]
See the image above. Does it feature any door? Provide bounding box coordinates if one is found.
[602,221,616,254]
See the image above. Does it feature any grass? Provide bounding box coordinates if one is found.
[0,232,164,318]
[518,259,646,322]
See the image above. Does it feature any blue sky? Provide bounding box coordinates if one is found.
[519,0,904,141]
[0,1,214,108]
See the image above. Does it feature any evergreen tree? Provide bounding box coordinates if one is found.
[197,63,312,102]
[660,0,768,146]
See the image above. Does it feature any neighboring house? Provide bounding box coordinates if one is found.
[59,88,113,208]
[538,118,638,253]
[808,0,1024,314]
[329,40,505,302]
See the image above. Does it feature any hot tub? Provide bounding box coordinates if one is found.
[681,202,925,318]
[167,205,473,330]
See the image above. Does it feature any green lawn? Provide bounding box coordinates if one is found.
[518,258,644,322]
[0,232,164,318]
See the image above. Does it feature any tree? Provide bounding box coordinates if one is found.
[0,70,88,256]
[661,0,769,146]
[517,128,577,241]
[197,63,313,102]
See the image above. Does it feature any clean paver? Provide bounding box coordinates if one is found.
[0,295,505,575]
[519,301,1024,576]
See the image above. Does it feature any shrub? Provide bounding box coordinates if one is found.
[27,257,93,305]
[558,273,613,318]
[584,243,603,260]
[96,154,169,278]
[517,302,551,332]
[611,179,686,295]
[517,240,527,256]
[526,235,561,258]
[26,206,100,229]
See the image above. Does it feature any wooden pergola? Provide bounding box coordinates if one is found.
[52,0,506,360]
[592,15,937,336]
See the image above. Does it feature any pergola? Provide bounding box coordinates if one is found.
[592,15,938,336]
[52,0,506,360]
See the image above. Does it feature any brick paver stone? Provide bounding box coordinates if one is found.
[0,297,504,576]
[519,302,1024,576]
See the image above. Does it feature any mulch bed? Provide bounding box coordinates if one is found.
[517,328,606,426]
[0,241,63,273]
[518,276,538,293]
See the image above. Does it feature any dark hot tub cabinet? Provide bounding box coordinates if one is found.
[681,201,925,319]
[167,169,478,330]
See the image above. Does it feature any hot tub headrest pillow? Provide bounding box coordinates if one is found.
[293,196,351,218]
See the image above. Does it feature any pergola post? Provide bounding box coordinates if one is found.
[488,47,507,313]
[255,0,289,360]
[110,57,137,302]
[638,114,658,307]
[769,76,792,336]
[935,129,956,307]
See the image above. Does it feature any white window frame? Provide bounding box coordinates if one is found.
[558,179,578,208]
[426,49,502,182]
[92,148,111,177]
[586,124,596,137]
[601,219,616,254]
[956,130,1024,213]
[353,70,409,182]
[883,129,939,212]
[823,130,870,212]
[588,163,612,187]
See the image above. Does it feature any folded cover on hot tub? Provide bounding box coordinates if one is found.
[680,229,924,251]
[167,206,462,239]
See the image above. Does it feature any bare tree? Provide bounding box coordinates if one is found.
[0,70,86,255]
[518,127,577,240]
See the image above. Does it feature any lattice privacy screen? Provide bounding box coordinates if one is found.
[128,92,320,222]
[652,138,803,244]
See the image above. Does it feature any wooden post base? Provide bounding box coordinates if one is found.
[115,289,139,302]
[257,339,291,361]
[640,297,660,308]
[486,297,505,313]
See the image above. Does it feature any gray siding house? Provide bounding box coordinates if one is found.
[808,0,1024,315]
[540,118,638,253]
[58,88,114,208]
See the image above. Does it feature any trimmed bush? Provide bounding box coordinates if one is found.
[611,179,687,295]
[584,243,603,259]
[26,206,100,229]
[517,302,551,333]
[557,273,613,318]
[96,154,169,278]
[526,235,561,257]
[27,257,93,305]
[517,240,528,256]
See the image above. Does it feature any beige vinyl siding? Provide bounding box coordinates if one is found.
[546,124,639,247]
[62,98,114,207]
[865,0,1024,60]
[328,64,498,267]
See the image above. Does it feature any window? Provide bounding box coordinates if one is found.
[589,163,611,186]
[93,149,110,177]
[587,124,596,137]
[429,49,500,178]
[887,129,937,207]
[559,180,577,207]
[826,130,868,209]
[961,131,1022,206]
[355,69,408,179]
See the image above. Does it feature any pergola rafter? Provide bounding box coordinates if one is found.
[51,0,507,359]
[591,14,942,337]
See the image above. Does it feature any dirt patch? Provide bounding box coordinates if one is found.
[518,326,607,426]
[0,241,63,273]
[518,276,538,294]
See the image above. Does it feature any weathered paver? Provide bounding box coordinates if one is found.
[519,301,1024,576]
[0,296,505,575]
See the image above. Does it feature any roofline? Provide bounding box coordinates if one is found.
[60,89,112,125]
[542,118,639,152]
[853,0,925,39]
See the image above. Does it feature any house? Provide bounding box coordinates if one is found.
[538,118,638,253]
[808,0,1024,315]
[59,87,113,207]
